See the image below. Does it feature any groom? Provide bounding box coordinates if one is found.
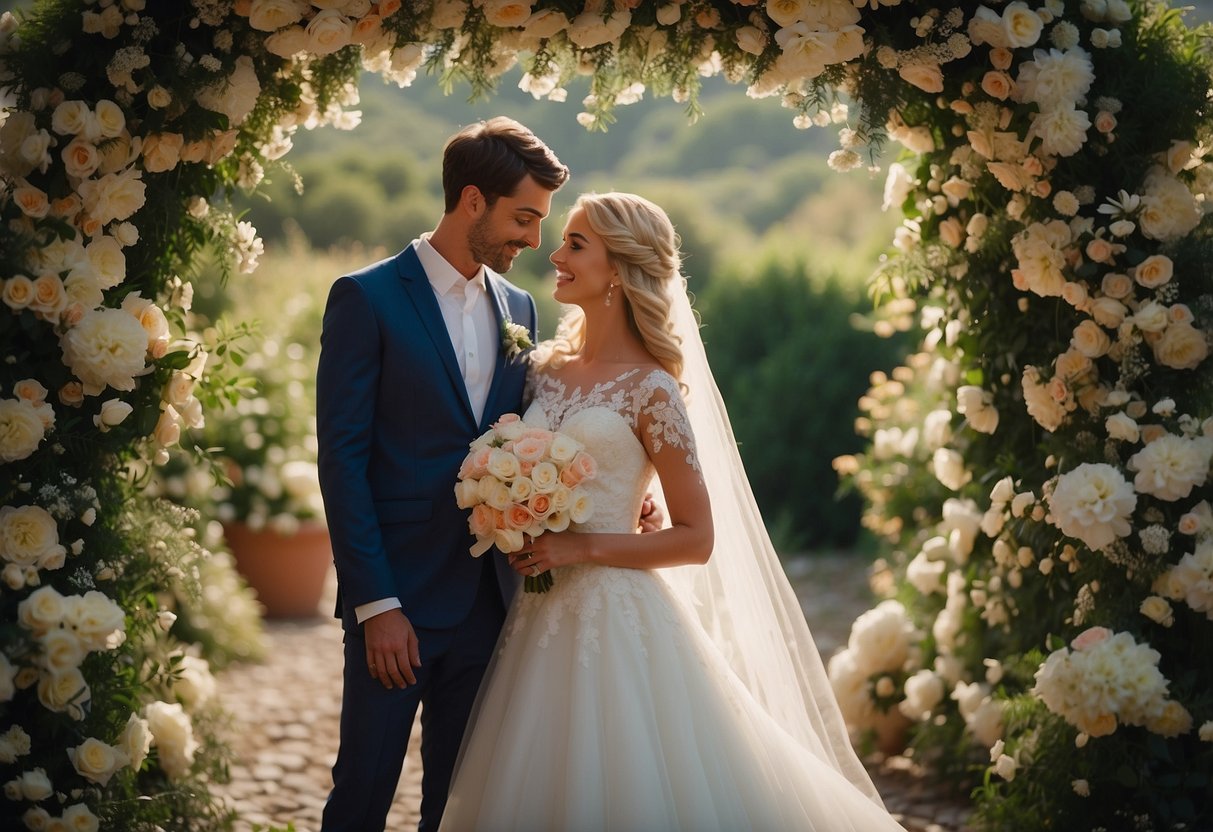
[316,117,569,831]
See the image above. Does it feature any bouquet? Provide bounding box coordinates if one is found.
[455,414,597,593]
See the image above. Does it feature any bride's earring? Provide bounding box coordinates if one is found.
[605,284,615,307]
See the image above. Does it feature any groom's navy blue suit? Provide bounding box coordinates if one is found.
[316,244,533,831]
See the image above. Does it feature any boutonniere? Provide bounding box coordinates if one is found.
[501,318,533,360]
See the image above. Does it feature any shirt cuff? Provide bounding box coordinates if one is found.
[355,597,402,624]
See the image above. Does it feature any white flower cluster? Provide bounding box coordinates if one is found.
[828,600,917,730]
[1034,626,1191,738]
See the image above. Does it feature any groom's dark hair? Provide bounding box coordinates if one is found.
[442,117,569,212]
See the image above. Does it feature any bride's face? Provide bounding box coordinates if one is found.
[550,207,616,307]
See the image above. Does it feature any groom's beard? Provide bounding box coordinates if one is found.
[468,213,525,273]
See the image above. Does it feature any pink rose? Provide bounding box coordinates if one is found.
[569,451,597,482]
[513,436,548,464]
[1071,626,1112,650]
[559,467,582,488]
[468,447,492,478]
[494,413,521,426]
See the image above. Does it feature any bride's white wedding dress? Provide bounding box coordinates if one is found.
[439,367,905,832]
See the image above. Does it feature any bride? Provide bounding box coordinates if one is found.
[438,192,905,831]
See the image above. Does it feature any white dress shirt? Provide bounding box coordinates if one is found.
[355,238,500,624]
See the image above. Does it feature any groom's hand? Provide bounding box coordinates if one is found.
[363,609,421,689]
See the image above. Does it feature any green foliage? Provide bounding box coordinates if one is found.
[700,257,908,552]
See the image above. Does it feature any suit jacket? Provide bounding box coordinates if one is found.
[316,244,534,631]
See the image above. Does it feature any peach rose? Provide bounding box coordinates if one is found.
[3,275,35,309]
[504,502,534,531]
[1086,237,1116,264]
[989,47,1013,70]
[981,71,1012,100]
[1100,272,1133,299]
[469,504,495,538]
[1071,626,1112,650]
[528,492,553,520]
[1134,255,1173,289]
[512,435,548,463]
[14,185,49,218]
[62,138,100,179]
[569,450,597,482]
[1153,322,1208,370]
[899,63,944,94]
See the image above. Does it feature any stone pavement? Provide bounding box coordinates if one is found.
[213,556,973,831]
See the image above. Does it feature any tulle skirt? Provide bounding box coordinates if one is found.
[439,564,904,832]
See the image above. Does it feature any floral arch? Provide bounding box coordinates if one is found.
[1,0,1211,829]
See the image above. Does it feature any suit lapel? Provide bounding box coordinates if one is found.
[395,247,476,424]
[480,272,512,431]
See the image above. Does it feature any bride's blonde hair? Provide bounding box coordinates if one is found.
[536,192,686,384]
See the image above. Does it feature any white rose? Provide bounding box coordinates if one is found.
[847,599,914,675]
[39,628,85,673]
[265,24,309,57]
[1153,323,1208,371]
[898,670,945,720]
[882,163,915,212]
[1128,434,1212,501]
[37,667,91,719]
[93,399,133,432]
[67,737,128,786]
[143,701,198,780]
[0,505,65,569]
[51,101,91,136]
[172,655,216,708]
[487,449,521,481]
[735,25,766,56]
[120,712,153,771]
[906,551,947,595]
[547,434,579,463]
[1002,1,1043,47]
[18,585,66,632]
[77,167,146,226]
[67,590,127,651]
[957,386,999,434]
[1132,301,1170,334]
[61,307,149,395]
[1140,167,1201,242]
[247,0,308,31]
[1047,462,1137,550]
[933,448,971,491]
[146,86,172,109]
[61,804,100,832]
[1105,412,1140,443]
[16,767,53,801]
[569,488,593,524]
[566,9,630,49]
[153,406,181,449]
[0,400,47,463]
[85,235,126,290]
[1140,596,1174,627]
[305,9,353,56]
[93,100,125,138]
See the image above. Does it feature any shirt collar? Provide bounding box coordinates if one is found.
[415,236,487,297]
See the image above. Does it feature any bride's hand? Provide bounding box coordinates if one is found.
[508,532,587,576]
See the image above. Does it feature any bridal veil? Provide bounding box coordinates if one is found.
[656,278,885,805]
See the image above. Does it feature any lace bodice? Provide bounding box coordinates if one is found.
[522,367,699,535]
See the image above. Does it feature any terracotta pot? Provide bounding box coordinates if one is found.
[223,520,333,618]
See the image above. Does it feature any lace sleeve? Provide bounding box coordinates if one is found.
[634,370,701,474]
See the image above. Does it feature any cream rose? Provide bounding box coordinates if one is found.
[142,132,184,174]
[61,804,100,832]
[1140,596,1175,627]
[1071,320,1111,358]
[1003,1,1043,47]
[899,63,944,94]
[1105,412,1140,443]
[0,399,46,463]
[569,488,593,524]
[37,667,90,719]
[94,399,133,432]
[78,167,146,226]
[120,291,170,354]
[0,505,65,568]
[3,275,35,310]
[482,0,533,27]
[265,25,309,57]
[51,100,92,136]
[305,8,353,56]
[143,701,198,780]
[1089,296,1128,328]
[40,628,85,673]
[1128,434,1212,501]
[67,737,128,786]
[1153,323,1208,370]
[247,0,308,31]
[93,100,125,138]
[13,185,49,218]
[68,590,127,651]
[61,307,149,395]
[85,235,126,290]
[62,138,100,179]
